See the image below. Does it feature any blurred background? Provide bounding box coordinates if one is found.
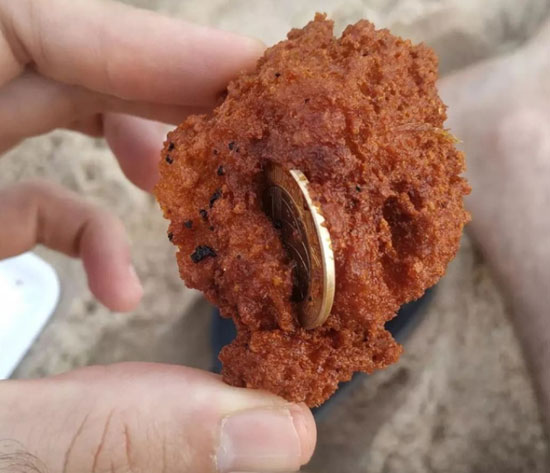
[1,0,549,471]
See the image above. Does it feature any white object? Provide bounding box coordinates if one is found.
[0,252,60,379]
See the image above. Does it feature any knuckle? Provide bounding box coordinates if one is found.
[17,179,62,218]
[64,409,136,473]
[92,407,170,473]
[0,0,31,68]
[4,178,53,216]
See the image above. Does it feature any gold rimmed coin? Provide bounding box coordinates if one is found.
[263,163,335,329]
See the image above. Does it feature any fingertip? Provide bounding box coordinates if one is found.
[216,402,317,472]
[110,264,143,312]
[290,403,317,465]
[104,114,168,192]
[85,255,143,313]
[237,34,266,60]
[80,213,143,312]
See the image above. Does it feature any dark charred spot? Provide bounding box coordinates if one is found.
[165,155,173,164]
[199,209,208,220]
[168,232,173,241]
[191,245,217,263]
[213,149,219,155]
[184,220,193,229]
[209,226,215,231]
[275,72,281,78]
[305,98,310,103]
[356,185,362,192]
[217,165,225,176]
[209,189,222,208]
[228,142,235,151]
[235,147,240,153]
[168,142,175,151]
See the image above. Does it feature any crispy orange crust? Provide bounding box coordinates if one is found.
[155,14,470,406]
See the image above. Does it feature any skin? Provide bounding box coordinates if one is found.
[0,1,316,472]
[440,19,550,439]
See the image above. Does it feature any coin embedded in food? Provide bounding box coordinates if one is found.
[263,164,335,329]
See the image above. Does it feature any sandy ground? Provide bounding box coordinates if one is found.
[2,0,550,471]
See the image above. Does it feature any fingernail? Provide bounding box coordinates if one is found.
[126,264,143,304]
[128,264,142,289]
[217,406,305,473]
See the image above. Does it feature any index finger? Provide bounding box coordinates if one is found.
[0,0,264,106]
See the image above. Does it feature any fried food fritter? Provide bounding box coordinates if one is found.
[155,14,470,407]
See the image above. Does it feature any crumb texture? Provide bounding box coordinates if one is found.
[155,14,470,406]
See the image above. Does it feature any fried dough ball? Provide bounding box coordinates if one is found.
[155,14,470,407]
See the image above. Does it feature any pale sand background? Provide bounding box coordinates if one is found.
[1,0,550,471]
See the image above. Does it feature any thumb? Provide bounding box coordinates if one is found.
[0,363,316,473]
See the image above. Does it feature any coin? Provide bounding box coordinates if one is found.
[263,163,335,329]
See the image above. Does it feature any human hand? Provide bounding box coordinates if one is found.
[0,6,317,471]
[0,7,315,465]
[0,0,263,191]
[0,181,315,473]
[0,179,317,471]
[0,0,264,309]
[0,362,316,472]
[0,185,317,471]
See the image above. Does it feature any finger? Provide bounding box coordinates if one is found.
[104,113,171,192]
[0,73,201,153]
[0,180,142,311]
[66,113,171,192]
[66,113,104,138]
[0,363,316,473]
[0,0,264,106]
